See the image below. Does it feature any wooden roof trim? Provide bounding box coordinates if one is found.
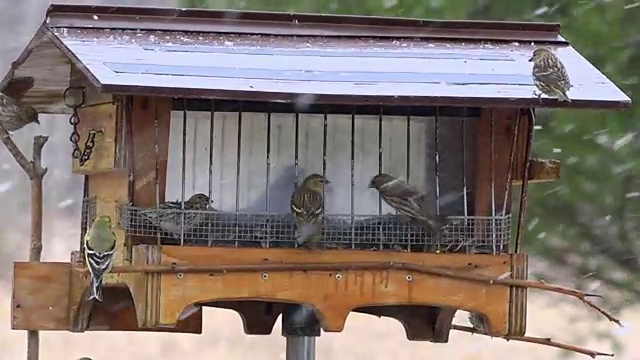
[45,3,568,43]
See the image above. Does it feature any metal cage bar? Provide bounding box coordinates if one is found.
[118,102,514,254]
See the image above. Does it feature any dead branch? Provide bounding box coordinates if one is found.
[452,325,614,358]
[0,124,49,360]
[96,260,622,326]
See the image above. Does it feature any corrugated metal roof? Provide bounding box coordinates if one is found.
[0,4,631,113]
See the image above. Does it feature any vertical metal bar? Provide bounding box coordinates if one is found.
[266,111,272,212]
[490,111,497,254]
[461,116,469,253]
[434,107,441,251]
[191,109,198,194]
[350,111,356,249]
[180,99,188,246]
[377,108,383,250]
[235,103,243,247]
[154,99,161,246]
[286,337,316,360]
[124,97,134,262]
[80,176,89,255]
[321,109,328,248]
[515,109,535,254]
[502,112,520,216]
[294,113,300,187]
[208,100,215,205]
[406,115,411,181]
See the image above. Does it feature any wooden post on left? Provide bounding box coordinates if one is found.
[0,77,49,360]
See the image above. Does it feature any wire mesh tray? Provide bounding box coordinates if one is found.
[117,205,511,253]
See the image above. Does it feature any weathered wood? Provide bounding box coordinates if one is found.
[381,116,408,215]
[513,158,560,184]
[12,261,201,333]
[325,114,352,214]
[352,115,380,215]
[127,246,513,338]
[130,96,172,207]
[267,113,296,212]
[473,108,521,217]
[238,112,268,212]
[12,262,70,331]
[70,66,118,175]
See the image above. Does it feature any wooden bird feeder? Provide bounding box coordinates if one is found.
[3,4,630,358]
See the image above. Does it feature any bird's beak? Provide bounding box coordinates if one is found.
[323,179,331,185]
[368,182,374,189]
[34,118,40,125]
[528,56,534,62]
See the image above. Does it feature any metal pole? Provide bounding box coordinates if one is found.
[286,336,316,360]
[282,305,320,360]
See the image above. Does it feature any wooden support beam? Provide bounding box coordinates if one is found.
[513,158,560,184]
[473,108,529,337]
[130,246,516,339]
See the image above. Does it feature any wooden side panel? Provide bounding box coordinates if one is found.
[267,113,296,212]
[238,113,269,212]
[352,115,379,215]
[146,246,510,336]
[69,66,119,174]
[380,116,408,215]
[509,253,528,337]
[12,262,71,330]
[324,114,352,214]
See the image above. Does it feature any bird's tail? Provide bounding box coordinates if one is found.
[557,90,571,102]
[295,221,322,248]
[88,274,104,302]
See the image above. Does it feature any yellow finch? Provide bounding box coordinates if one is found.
[84,215,116,302]
[140,193,213,237]
[290,174,330,246]
[0,92,39,132]
[529,47,572,102]
[369,173,446,235]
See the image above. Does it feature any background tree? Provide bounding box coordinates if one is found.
[182,0,640,304]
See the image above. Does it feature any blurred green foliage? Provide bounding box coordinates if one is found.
[180,0,640,304]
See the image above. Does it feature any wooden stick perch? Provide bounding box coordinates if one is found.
[452,325,614,358]
[96,260,621,327]
[0,124,49,360]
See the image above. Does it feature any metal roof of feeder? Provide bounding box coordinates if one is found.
[0,3,631,114]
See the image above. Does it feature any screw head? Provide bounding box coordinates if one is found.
[405,274,413,282]
[177,272,184,279]
[261,272,269,280]
[335,273,343,280]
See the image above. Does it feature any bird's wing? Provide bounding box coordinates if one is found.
[291,189,323,223]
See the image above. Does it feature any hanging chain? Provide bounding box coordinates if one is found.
[63,86,104,167]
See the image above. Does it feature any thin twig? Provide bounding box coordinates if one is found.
[452,325,614,358]
[0,123,49,360]
[94,259,621,326]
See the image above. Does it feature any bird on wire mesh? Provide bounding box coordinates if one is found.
[139,193,214,240]
[290,173,331,248]
[0,92,39,133]
[468,312,489,334]
[369,173,447,238]
[529,47,572,102]
[84,215,116,302]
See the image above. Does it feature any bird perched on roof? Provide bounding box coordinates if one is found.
[529,47,572,102]
[468,312,489,334]
[84,215,116,302]
[0,92,39,133]
[369,173,447,237]
[139,193,214,240]
[290,173,331,248]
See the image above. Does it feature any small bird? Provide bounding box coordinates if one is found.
[139,193,213,238]
[529,47,572,102]
[0,92,39,133]
[84,215,117,302]
[290,173,331,247]
[468,312,489,333]
[368,173,446,235]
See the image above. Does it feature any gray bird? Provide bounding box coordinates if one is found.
[529,47,572,102]
[0,92,39,132]
[290,174,330,247]
[139,193,213,239]
[468,312,489,333]
[368,173,447,236]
